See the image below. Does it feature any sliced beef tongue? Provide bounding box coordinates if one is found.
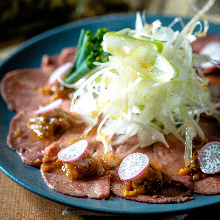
[1,68,51,112]
[41,130,111,199]
[1,47,76,112]
[6,102,85,167]
[191,34,220,54]
[153,134,186,177]
[153,124,220,195]
[6,107,71,167]
[113,135,194,203]
[41,47,76,70]
[193,176,220,195]
[199,116,220,142]
[191,34,220,101]
[207,73,220,102]
[153,134,194,190]
[41,168,111,199]
[7,109,52,167]
[194,116,220,195]
[111,173,193,203]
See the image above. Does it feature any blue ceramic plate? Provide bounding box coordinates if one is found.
[0,13,220,215]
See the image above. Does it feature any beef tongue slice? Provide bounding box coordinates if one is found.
[153,134,186,177]
[1,68,51,112]
[112,135,193,203]
[153,124,220,195]
[7,109,52,167]
[41,131,111,199]
[1,47,76,112]
[193,176,220,195]
[191,34,220,101]
[194,116,220,195]
[111,173,193,204]
[41,167,111,199]
[6,103,85,167]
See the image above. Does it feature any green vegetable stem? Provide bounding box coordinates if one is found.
[65,28,109,84]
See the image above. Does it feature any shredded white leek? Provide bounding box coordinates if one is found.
[69,0,219,165]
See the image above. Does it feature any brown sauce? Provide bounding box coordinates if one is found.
[42,150,104,180]
[28,108,75,140]
[39,82,75,101]
[42,146,123,180]
[100,151,122,170]
[123,166,164,197]
[179,148,206,181]
[61,151,103,179]
[42,156,62,172]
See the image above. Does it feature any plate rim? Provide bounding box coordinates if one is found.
[0,12,220,215]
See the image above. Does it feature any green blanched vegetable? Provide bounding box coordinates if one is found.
[65,28,109,84]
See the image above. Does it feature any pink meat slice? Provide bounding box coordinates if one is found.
[154,117,220,176]
[153,134,186,177]
[193,176,220,195]
[111,173,193,203]
[115,135,193,188]
[112,135,194,203]
[41,168,111,199]
[41,131,111,199]
[1,47,76,112]
[191,34,220,54]
[191,34,220,101]
[115,135,162,171]
[153,118,220,194]
[193,117,220,195]
[207,73,220,101]
[1,68,51,112]
[7,109,53,167]
[199,116,220,142]
[190,34,220,193]
[143,134,194,190]
[7,102,85,167]
[41,47,76,70]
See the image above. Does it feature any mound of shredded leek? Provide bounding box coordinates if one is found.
[67,0,219,165]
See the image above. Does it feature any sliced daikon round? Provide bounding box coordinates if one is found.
[198,141,220,174]
[118,152,150,181]
[58,140,88,162]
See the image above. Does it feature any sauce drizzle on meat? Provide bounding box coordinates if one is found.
[39,82,75,101]
[28,108,75,140]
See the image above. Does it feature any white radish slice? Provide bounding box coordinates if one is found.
[33,98,62,115]
[198,142,220,174]
[48,62,72,85]
[118,153,150,181]
[58,140,88,162]
[200,42,220,72]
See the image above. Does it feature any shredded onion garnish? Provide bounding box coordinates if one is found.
[34,98,62,115]
[48,62,72,85]
[68,0,219,165]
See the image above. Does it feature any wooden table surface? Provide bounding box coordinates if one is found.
[1,1,220,219]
